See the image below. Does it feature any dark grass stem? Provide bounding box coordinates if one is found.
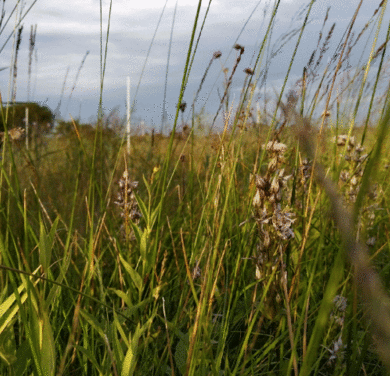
[361,17,390,146]
[347,2,386,141]
[161,1,178,134]
[0,0,39,55]
[318,0,364,136]
[66,50,90,114]
[132,0,169,114]
[196,0,266,121]
[159,0,204,201]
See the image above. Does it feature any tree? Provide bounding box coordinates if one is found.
[0,102,54,134]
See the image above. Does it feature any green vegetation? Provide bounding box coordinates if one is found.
[0,102,54,133]
[1,0,390,375]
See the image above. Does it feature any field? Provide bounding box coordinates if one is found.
[1,0,390,375]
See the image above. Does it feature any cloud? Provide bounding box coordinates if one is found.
[0,0,386,127]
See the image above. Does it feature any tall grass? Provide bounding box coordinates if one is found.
[1,0,390,375]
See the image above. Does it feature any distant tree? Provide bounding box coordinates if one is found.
[0,102,54,135]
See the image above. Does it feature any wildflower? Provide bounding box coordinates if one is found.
[114,170,141,240]
[271,207,296,241]
[191,260,202,280]
[327,336,345,364]
[251,137,295,314]
[333,295,347,313]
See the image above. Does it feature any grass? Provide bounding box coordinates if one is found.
[1,0,390,375]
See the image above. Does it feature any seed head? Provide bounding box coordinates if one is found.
[179,101,187,112]
[114,170,142,240]
[244,67,254,75]
[234,44,245,53]
[265,141,287,154]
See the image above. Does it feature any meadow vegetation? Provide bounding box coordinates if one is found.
[1,0,390,375]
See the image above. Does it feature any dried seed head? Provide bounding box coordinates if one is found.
[265,141,287,154]
[213,50,222,59]
[268,158,278,173]
[179,102,187,112]
[270,176,280,194]
[191,260,202,280]
[0,127,26,142]
[271,208,296,241]
[355,144,364,153]
[244,67,254,75]
[255,175,267,190]
[252,190,262,208]
[350,175,358,186]
[234,43,245,53]
[263,230,271,249]
[115,170,142,240]
[336,135,347,146]
[339,171,350,182]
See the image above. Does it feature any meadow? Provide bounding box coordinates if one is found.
[1,0,390,375]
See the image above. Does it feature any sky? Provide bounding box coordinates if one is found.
[0,0,388,132]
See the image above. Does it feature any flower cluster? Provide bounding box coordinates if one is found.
[299,158,312,190]
[336,135,368,203]
[330,295,347,327]
[251,140,296,317]
[326,295,347,367]
[335,134,382,244]
[253,141,295,248]
[114,170,142,240]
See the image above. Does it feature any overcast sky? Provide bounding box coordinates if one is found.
[0,0,388,131]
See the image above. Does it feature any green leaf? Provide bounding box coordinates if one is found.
[14,340,31,376]
[139,229,149,268]
[0,325,16,365]
[40,309,55,376]
[39,217,59,273]
[75,345,104,374]
[111,312,126,360]
[46,243,72,306]
[109,288,132,308]
[0,284,27,335]
[79,309,106,339]
[121,315,154,376]
[174,331,189,375]
[135,190,149,224]
[119,255,143,293]
[0,267,41,336]
[121,324,142,376]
